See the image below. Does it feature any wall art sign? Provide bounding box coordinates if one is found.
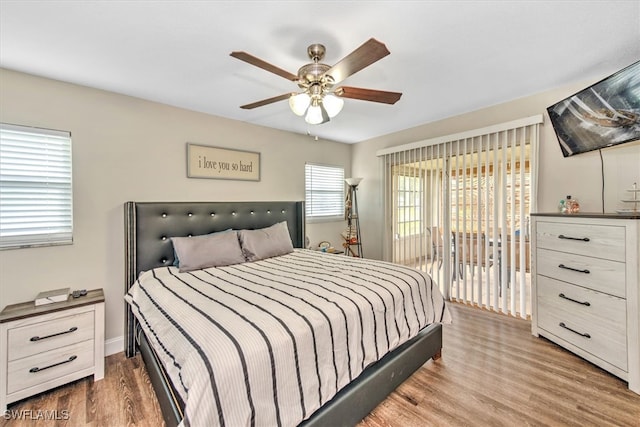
[187,143,260,181]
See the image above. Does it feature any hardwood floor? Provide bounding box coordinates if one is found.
[3,303,639,426]
[1,351,164,427]
[360,303,640,427]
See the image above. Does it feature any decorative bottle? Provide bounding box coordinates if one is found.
[558,199,566,213]
[572,197,580,213]
[565,195,580,214]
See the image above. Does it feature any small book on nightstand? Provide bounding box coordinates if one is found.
[34,287,70,305]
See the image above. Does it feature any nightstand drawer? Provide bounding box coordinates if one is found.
[536,221,625,261]
[536,248,626,297]
[7,340,94,394]
[537,276,627,370]
[7,310,94,361]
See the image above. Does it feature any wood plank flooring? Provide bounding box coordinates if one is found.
[3,303,639,426]
[1,350,164,427]
[360,303,640,427]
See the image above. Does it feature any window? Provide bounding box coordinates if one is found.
[0,123,73,249]
[305,163,344,221]
[450,157,530,235]
[395,174,422,237]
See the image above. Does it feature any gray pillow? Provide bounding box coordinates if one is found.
[171,231,245,272]
[238,221,294,262]
[172,229,232,266]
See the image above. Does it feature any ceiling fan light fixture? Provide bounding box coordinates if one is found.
[232,39,402,123]
[322,93,344,118]
[289,92,311,116]
[305,102,330,125]
[305,104,323,125]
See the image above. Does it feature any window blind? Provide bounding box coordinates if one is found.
[0,123,73,249]
[305,163,344,220]
[378,115,542,318]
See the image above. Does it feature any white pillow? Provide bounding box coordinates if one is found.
[171,231,245,272]
[238,221,294,262]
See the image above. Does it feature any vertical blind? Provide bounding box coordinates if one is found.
[0,123,73,249]
[305,163,345,220]
[378,116,542,318]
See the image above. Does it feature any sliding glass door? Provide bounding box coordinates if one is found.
[380,117,541,318]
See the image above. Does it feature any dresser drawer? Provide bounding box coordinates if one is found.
[7,311,94,361]
[7,340,94,394]
[536,248,626,298]
[536,221,625,261]
[537,276,627,370]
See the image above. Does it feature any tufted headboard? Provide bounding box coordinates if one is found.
[123,200,305,356]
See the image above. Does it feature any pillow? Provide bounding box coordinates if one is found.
[172,229,232,266]
[238,221,294,262]
[171,231,245,272]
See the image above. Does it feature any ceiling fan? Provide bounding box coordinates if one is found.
[230,38,402,125]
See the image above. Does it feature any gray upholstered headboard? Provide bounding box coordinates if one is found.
[124,200,305,356]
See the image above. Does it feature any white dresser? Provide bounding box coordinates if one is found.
[0,289,105,410]
[531,214,639,394]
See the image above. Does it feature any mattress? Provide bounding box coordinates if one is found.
[125,249,450,427]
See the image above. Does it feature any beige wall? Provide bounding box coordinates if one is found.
[3,68,640,348]
[353,80,640,261]
[0,69,351,349]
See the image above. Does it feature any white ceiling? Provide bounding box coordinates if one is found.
[1,1,639,144]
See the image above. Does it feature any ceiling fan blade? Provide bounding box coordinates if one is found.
[230,51,299,81]
[335,86,402,104]
[240,93,293,109]
[325,38,391,84]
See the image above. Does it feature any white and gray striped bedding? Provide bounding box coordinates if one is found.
[125,249,450,427]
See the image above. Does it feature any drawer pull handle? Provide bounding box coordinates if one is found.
[30,326,78,342]
[558,293,591,306]
[29,355,77,373]
[558,264,590,274]
[558,235,590,242]
[559,322,591,339]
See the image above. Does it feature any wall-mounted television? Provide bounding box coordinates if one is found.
[547,60,640,157]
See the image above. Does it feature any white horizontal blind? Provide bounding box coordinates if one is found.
[305,163,344,220]
[0,123,73,249]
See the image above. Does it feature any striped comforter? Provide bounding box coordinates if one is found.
[126,249,450,427]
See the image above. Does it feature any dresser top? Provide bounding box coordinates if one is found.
[532,212,640,219]
[0,288,104,323]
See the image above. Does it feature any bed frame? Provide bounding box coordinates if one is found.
[124,201,442,427]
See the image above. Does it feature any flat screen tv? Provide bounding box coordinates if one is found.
[547,60,640,157]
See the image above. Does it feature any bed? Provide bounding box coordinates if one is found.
[124,201,449,427]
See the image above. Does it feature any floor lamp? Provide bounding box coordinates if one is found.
[345,177,363,257]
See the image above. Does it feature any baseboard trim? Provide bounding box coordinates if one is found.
[105,335,124,356]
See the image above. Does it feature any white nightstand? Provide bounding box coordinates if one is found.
[0,289,105,410]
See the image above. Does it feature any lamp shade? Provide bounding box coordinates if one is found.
[305,104,323,124]
[322,94,344,118]
[289,93,311,116]
[305,103,330,125]
[345,177,363,187]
